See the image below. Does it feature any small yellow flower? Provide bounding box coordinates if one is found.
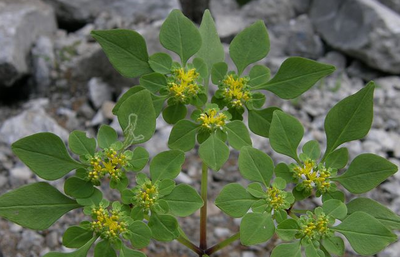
[168,68,200,103]
[222,74,251,107]
[135,182,159,210]
[292,160,332,193]
[198,108,228,131]
[266,187,285,210]
[91,206,127,240]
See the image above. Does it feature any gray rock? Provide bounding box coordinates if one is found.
[292,0,312,14]
[0,107,69,145]
[214,227,231,238]
[378,0,400,14]
[310,0,400,74]
[0,0,57,86]
[347,60,384,81]
[318,51,347,72]
[31,36,55,93]
[88,77,112,109]
[0,175,7,188]
[10,166,32,181]
[242,0,296,26]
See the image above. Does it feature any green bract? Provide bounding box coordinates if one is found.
[0,9,398,257]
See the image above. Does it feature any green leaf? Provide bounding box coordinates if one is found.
[120,245,146,257]
[112,86,145,115]
[302,140,320,160]
[240,212,275,246]
[225,121,252,150]
[62,226,93,248]
[168,120,200,152]
[215,183,256,218]
[239,146,274,186]
[274,163,294,183]
[321,190,345,203]
[193,57,208,78]
[69,131,96,156]
[271,241,301,257]
[269,111,304,161]
[150,150,185,181]
[304,243,325,257]
[64,177,94,199]
[0,182,81,230]
[322,236,345,256]
[199,134,230,171]
[76,188,103,206]
[276,219,300,241]
[159,10,202,65]
[148,52,173,74]
[324,82,375,157]
[162,103,187,124]
[325,148,348,169]
[229,20,270,75]
[91,29,152,78]
[129,147,149,171]
[347,198,400,230]
[333,211,397,255]
[322,199,347,220]
[248,107,280,138]
[163,184,203,217]
[197,10,224,76]
[43,237,96,257]
[97,125,118,149]
[211,62,228,84]
[246,92,265,110]
[158,179,176,196]
[12,132,83,180]
[148,214,179,242]
[248,65,270,87]
[128,221,152,249]
[247,183,265,198]
[94,240,116,257]
[117,90,156,144]
[333,153,398,194]
[139,72,168,93]
[255,57,335,99]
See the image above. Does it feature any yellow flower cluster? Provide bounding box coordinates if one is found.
[198,108,228,131]
[266,186,286,210]
[91,206,127,240]
[136,182,158,210]
[222,74,251,107]
[300,211,330,240]
[168,68,200,102]
[88,148,127,183]
[293,160,331,193]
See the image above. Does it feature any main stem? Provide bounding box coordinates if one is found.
[200,162,208,252]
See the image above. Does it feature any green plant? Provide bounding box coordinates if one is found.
[1,9,399,257]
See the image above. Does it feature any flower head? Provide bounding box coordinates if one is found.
[291,160,333,194]
[198,107,229,132]
[298,208,332,242]
[220,74,251,108]
[168,67,200,103]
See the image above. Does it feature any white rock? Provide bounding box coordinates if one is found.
[10,166,32,181]
[0,175,7,188]
[88,77,112,109]
[214,227,231,238]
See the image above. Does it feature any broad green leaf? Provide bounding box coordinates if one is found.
[127,221,152,249]
[325,148,348,169]
[162,103,187,124]
[43,237,96,257]
[347,198,400,230]
[215,183,256,218]
[247,183,265,198]
[129,147,149,171]
[0,182,81,230]
[304,243,325,257]
[240,212,275,246]
[197,10,225,76]
[148,52,173,74]
[322,236,345,256]
[163,184,203,217]
[211,62,228,84]
[159,10,202,65]
[248,65,270,87]
[150,150,185,181]
[97,125,118,149]
[117,90,156,144]
[112,86,145,115]
[276,219,300,241]
[148,214,179,242]
[271,241,301,257]
[246,92,266,110]
[12,132,82,180]
[64,177,94,199]
[255,57,335,99]
[94,240,116,257]
[158,179,176,196]
[62,226,93,248]
[69,131,96,156]
[120,245,146,257]
[333,211,397,255]
[225,121,252,150]
[322,199,347,220]
[139,72,167,93]
[168,120,200,152]
[239,146,274,186]
[76,188,103,206]
[229,20,270,75]
[302,140,320,160]
[324,82,375,157]
[333,153,398,194]
[199,134,230,171]
[91,29,152,78]
[274,163,294,183]
[193,57,208,78]
[269,111,304,161]
[322,190,345,203]
[248,107,280,138]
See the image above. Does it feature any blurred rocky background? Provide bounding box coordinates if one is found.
[0,0,400,256]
